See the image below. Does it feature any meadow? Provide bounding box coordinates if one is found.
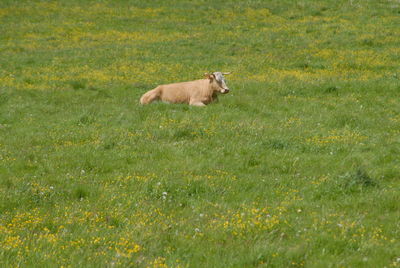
[0,0,399,267]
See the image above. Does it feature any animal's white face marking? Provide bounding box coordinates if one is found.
[213,72,229,93]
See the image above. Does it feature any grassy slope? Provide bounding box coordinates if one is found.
[0,0,399,267]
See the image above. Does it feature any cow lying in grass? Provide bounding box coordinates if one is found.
[140,72,231,106]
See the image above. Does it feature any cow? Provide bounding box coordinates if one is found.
[139,72,231,106]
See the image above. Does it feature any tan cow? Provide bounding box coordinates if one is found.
[139,72,231,106]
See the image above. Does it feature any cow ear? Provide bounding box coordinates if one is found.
[205,73,214,81]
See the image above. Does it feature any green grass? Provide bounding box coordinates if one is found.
[1,0,400,267]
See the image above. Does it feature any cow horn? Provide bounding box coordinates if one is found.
[222,72,231,75]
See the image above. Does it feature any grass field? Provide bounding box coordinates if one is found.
[1,0,400,267]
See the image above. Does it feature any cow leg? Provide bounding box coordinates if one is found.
[190,101,206,107]
[140,88,160,104]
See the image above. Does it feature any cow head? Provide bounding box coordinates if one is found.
[204,72,231,94]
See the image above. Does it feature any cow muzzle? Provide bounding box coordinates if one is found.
[221,88,230,94]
